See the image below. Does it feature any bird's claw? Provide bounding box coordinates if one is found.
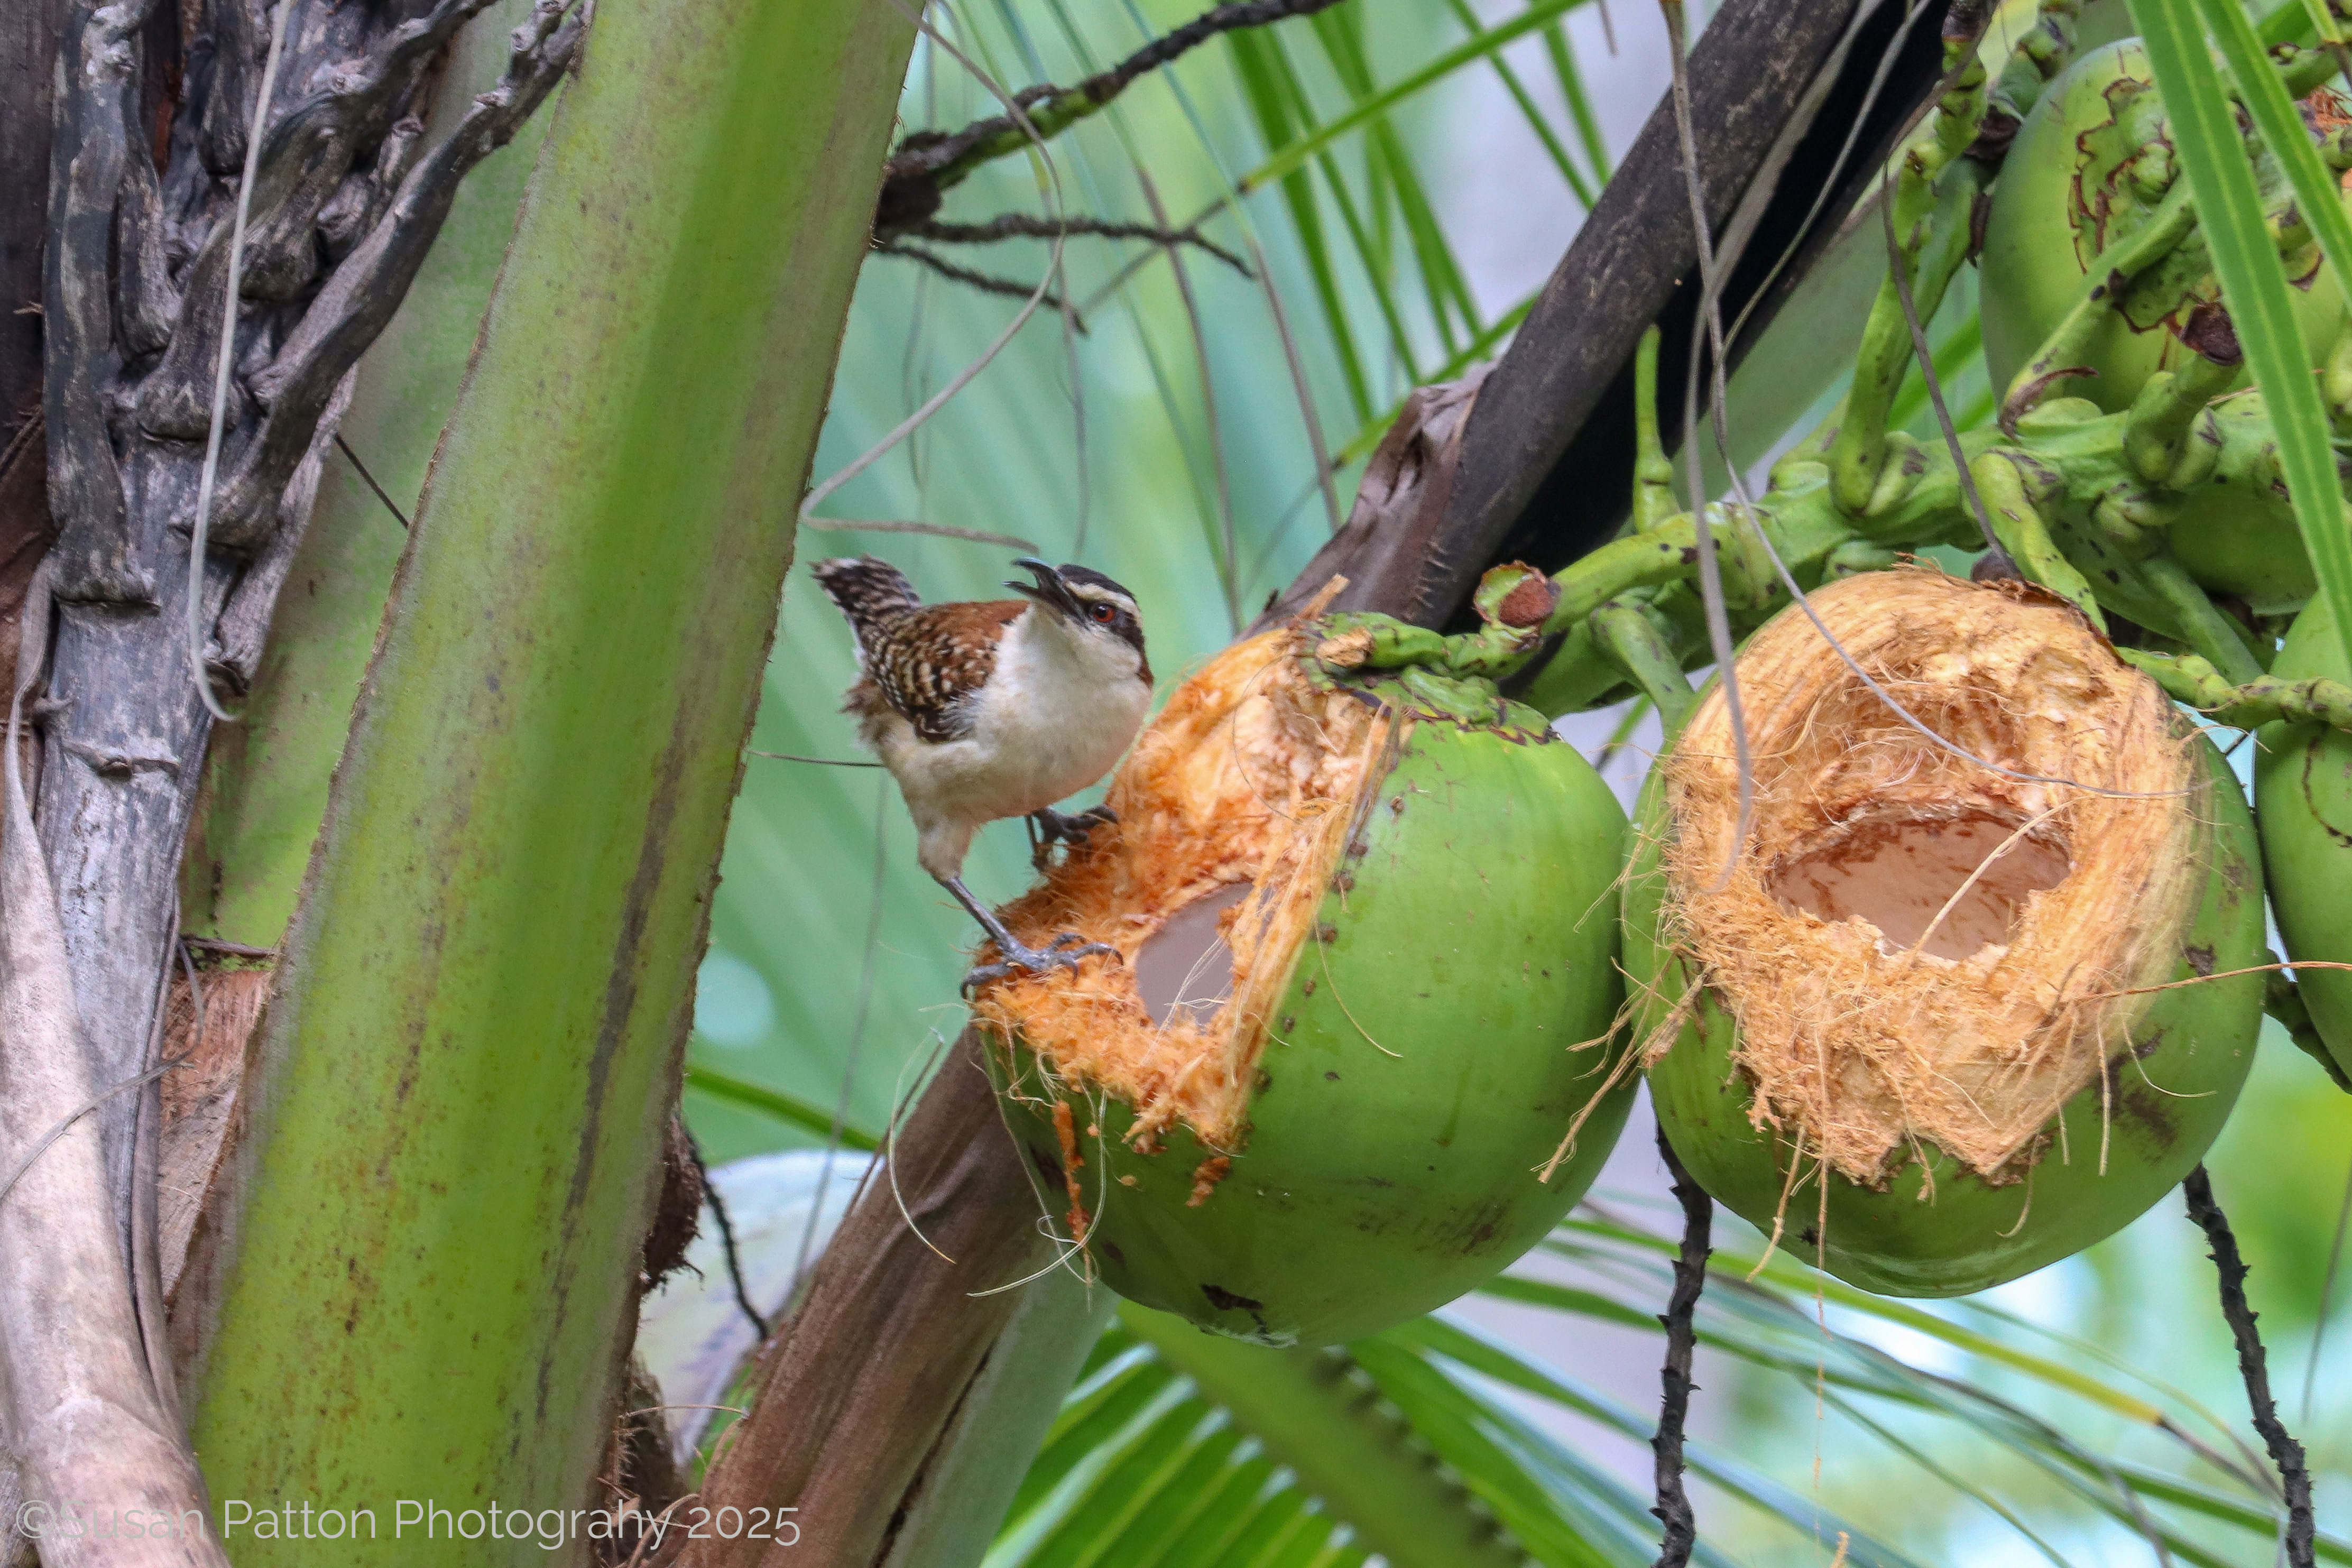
[1040,805,1118,840]
[1028,805,1118,870]
[962,931,1121,994]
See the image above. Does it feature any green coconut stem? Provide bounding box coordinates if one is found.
[1317,616,1454,670]
[2123,349,2243,484]
[2260,38,2348,102]
[1120,1304,1530,1568]
[2117,647,2352,732]
[1520,615,1625,718]
[1828,51,1988,516]
[1535,417,2025,671]
[1823,539,1905,577]
[2182,1167,2319,1568]
[1313,619,1531,688]
[1387,665,1526,726]
[2325,329,2352,431]
[1511,320,2352,716]
[1311,560,1569,690]
[1525,469,1975,702]
[1973,450,2106,625]
[1982,0,2083,144]
[1544,523,1735,634]
[2296,0,2352,94]
[2264,967,2352,1092]
[1632,325,1680,534]
[1594,601,1697,732]
[1522,376,2352,714]
[2002,37,2341,436]
[2001,182,2199,432]
[1829,166,1988,516]
[2136,552,2272,681]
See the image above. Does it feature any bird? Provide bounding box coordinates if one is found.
[813,554,1154,990]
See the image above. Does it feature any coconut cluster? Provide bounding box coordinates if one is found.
[1656,569,2204,1185]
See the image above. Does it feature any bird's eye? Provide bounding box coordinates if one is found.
[1090,603,1117,624]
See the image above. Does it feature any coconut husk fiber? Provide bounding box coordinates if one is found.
[971,619,1392,1155]
[1655,568,2203,1185]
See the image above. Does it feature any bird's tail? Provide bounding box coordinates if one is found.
[813,556,921,637]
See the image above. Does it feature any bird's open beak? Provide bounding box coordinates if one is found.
[1007,557,1082,619]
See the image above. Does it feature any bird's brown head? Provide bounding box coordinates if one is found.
[1008,558,1149,681]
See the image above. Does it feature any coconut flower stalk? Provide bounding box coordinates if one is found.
[176,0,920,1535]
[1632,570,2264,1295]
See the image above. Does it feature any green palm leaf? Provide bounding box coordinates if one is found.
[2135,0,2352,676]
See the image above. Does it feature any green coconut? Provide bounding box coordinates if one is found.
[2157,390,2317,617]
[1629,570,2264,1297]
[1981,38,2351,413]
[972,622,1632,1346]
[2254,595,2352,1079]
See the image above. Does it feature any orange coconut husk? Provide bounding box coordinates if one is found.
[1654,568,2202,1184]
[968,623,1395,1152]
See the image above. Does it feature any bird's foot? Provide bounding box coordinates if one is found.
[963,931,1120,994]
[1029,805,1118,871]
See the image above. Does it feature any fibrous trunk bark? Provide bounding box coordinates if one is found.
[39,0,579,1256]
[8,0,577,1542]
[169,0,918,1554]
[2,566,218,1568]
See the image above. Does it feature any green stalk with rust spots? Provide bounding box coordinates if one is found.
[179,1,918,1556]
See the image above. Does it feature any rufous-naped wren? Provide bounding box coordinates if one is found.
[814,555,1152,988]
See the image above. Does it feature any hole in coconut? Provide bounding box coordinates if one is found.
[1135,882,1254,1029]
[1764,809,2072,961]
[1664,571,2202,1183]
[974,624,1388,1151]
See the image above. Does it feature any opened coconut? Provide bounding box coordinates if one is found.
[1630,570,2262,1296]
[2254,596,2352,1079]
[972,618,1631,1345]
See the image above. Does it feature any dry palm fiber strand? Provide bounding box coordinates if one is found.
[1653,568,2202,1186]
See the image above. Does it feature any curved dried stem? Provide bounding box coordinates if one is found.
[1649,1125,1712,1568]
[2181,1167,2316,1568]
[914,213,1251,276]
[872,0,1344,236]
